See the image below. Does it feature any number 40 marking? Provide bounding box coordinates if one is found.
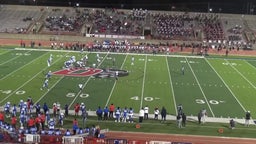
[196,99,225,105]
[130,96,160,102]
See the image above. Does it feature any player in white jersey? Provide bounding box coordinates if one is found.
[41,79,49,91]
[45,71,52,79]
[47,54,53,67]
[78,84,83,91]
[131,56,135,65]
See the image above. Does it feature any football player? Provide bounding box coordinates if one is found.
[41,79,49,91]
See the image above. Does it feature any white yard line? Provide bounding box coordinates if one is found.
[0,50,32,66]
[0,52,68,104]
[140,55,147,109]
[165,56,177,115]
[0,51,45,81]
[105,54,128,107]
[68,52,109,109]
[205,59,246,112]
[0,50,11,55]
[245,60,256,72]
[226,59,256,90]
[185,58,215,117]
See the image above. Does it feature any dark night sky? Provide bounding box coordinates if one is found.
[2,0,256,14]
[41,0,255,14]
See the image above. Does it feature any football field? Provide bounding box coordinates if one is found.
[1,48,256,119]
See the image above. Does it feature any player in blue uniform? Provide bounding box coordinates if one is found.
[115,107,121,122]
[58,113,64,127]
[122,107,128,122]
[128,107,134,123]
[4,102,11,118]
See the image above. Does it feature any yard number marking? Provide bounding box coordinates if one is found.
[195,99,225,105]
[131,96,160,102]
[222,62,237,66]
[15,53,31,56]
[66,93,89,98]
[180,61,198,64]
[0,90,26,95]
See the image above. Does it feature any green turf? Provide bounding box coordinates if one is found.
[1,48,256,119]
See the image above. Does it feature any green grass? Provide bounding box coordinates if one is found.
[58,115,256,139]
[1,48,256,120]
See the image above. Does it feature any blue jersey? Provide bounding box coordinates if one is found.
[4,103,10,111]
[48,120,55,127]
[123,109,128,117]
[45,71,52,79]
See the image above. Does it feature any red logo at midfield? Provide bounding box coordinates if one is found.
[52,68,103,77]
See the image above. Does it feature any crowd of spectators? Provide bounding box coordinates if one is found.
[43,8,85,33]
[227,25,243,41]
[152,13,194,40]
[198,14,225,41]
[90,8,144,36]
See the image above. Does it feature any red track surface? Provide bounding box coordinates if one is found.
[106,131,256,144]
